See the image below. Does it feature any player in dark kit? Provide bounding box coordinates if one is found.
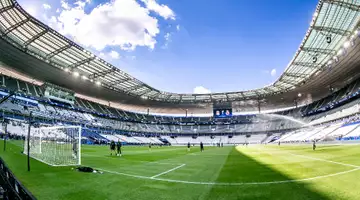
[110,140,116,156]
[149,143,152,151]
[187,142,190,151]
[116,140,122,156]
[313,140,316,151]
[200,142,204,152]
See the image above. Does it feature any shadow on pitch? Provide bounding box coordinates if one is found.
[204,147,332,200]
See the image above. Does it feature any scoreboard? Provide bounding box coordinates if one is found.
[213,108,232,118]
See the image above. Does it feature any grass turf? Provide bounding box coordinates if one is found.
[1,140,360,200]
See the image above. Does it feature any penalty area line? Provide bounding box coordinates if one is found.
[151,164,186,178]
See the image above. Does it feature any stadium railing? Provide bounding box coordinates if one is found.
[0,158,36,200]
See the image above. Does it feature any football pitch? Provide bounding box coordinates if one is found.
[1,141,360,200]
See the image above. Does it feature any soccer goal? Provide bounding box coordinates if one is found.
[24,125,81,166]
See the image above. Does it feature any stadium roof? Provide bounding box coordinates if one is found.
[0,0,360,103]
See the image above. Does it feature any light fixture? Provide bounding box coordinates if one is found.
[81,75,88,80]
[337,48,344,56]
[343,41,350,49]
[95,81,101,86]
[298,93,302,97]
[73,71,79,77]
[64,68,69,72]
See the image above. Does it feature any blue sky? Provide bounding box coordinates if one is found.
[18,0,318,94]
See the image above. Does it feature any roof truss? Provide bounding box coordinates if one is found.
[46,44,72,59]
[301,47,335,55]
[23,29,48,47]
[68,57,95,69]
[3,18,30,36]
[324,0,360,11]
[88,68,117,79]
[312,26,351,36]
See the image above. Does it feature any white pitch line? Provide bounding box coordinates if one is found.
[97,167,360,186]
[287,152,360,168]
[255,148,360,168]
[150,164,186,178]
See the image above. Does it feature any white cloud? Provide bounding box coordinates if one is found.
[140,0,175,20]
[193,86,211,94]
[176,25,180,31]
[270,69,277,77]
[99,52,106,58]
[47,0,175,51]
[61,0,71,10]
[109,51,120,59]
[43,4,51,10]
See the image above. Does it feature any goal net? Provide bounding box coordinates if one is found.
[24,125,81,166]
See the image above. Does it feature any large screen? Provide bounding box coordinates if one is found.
[213,108,232,118]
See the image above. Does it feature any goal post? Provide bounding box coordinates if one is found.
[24,125,82,166]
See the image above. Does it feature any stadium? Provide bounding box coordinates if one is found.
[0,0,360,199]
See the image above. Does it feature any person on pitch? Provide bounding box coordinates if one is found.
[116,140,122,156]
[187,142,190,151]
[149,143,152,151]
[110,140,116,156]
[200,142,204,152]
[313,140,316,151]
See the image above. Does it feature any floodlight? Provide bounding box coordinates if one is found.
[64,68,69,72]
[81,75,88,80]
[337,48,344,56]
[73,72,79,77]
[298,93,302,97]
[343,41,350,49]
[95,81,101,86]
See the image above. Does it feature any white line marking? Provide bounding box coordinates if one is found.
[255,148,360,168]
[287,152,360,168]
[92,147,360,185]
[150,164,186,178]
[97,167,360,186]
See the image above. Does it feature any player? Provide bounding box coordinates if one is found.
[200,142,204,152]
[72,140,78,159]
[221,142,223,147]
[187,142,190,151]
[149,143,152,151]
[110,140,116,156]
[278,141,281,146]
[116,140,122,156]
[313,140,316,151]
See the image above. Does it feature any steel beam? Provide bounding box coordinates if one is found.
[137,88,153,96]
[0,4,15,14]
[301,47,335,55]
[312,26,351,36]
[285,73,309,79]
[111,77,132,85]
[23,29,48,47]
[124,84,145,92]
[68,57,95,69]
[292,62,318,68]
[88,68,117,79]
[280,79,296,86]
[323,0,360,11]
[3,18,30,35]
[46,44,72,59]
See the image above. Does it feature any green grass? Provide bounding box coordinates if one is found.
[1,141,360,200]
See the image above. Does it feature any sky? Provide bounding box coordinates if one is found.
[18,0,318,94]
